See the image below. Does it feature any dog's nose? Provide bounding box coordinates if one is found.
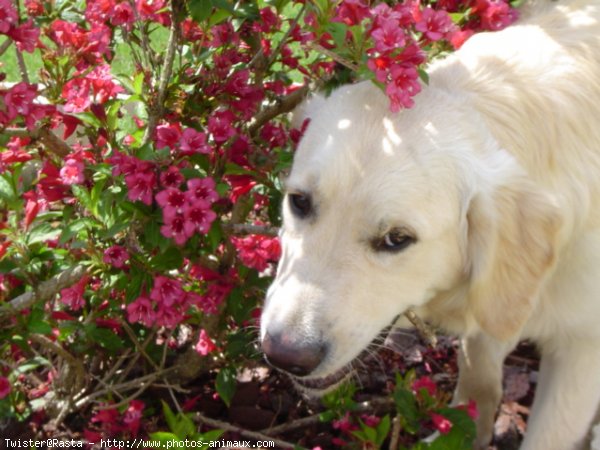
[262,330,325,376]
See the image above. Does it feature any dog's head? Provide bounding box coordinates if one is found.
[260,82,561,394]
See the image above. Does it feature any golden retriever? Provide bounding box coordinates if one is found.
[260,1,600,448]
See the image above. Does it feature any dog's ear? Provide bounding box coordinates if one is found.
[466,174,561,341]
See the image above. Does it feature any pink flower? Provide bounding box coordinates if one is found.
[154,304,185,328]
[430,412,453,434]
[415,7,454,41]
[122,400,144,436]
[156,188,186,220]
[196,282,231,315]
[180,128,210,155]
[0,376,10,399]
[186,177,219,204]
[155,123,181,149]
[103,245,130,269]
[87,64,124,104]
[150,276,184,308]
[208,111,237,144]
[111,1,135,30]
[160,166,184,188]
[385,64,422,112]
[23,191,40,229]
[4,82,37,121]
[195,329,216,356]
[0,0,18,34]
[412,375,437,396]
[457,399,480,420]
[126,296,155,327]
[183,201,216,234]
[232,235,281,272]
[160,212,193,245]
[479,0,518,31]
[62,78,92,113]
[7,19,40,53]
[60,159,85,185]
[125,171,156,205]
[335,0,370,26]
[60,276,89,310]
[37,161,68,203]
[371,18,406,53]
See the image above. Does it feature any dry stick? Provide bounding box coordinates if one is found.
[262,396,395,436]
[248,84,310,137]
[403,308,438,348]
[389,415,402,450]
[15,47,30,84]
[195,412,307,450]
[141,1,178,146]
[223,223,279,237]
[0,39,12,58]
[3,127,72,157]
[2,265,87,318]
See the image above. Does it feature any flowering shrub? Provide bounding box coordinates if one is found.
[0,0,518,447]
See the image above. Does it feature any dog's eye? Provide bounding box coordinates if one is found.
[288,193,312,218]
[373,229,416,253]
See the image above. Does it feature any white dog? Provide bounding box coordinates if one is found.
[260,1,600,449]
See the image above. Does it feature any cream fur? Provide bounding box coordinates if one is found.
[261,1,600,448]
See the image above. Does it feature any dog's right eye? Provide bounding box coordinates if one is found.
[288,193,312,218]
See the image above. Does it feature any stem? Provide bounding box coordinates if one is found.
[0,39,12,58]
[141,1,179,146]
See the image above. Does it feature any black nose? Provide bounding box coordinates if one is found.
[262,330,326,376]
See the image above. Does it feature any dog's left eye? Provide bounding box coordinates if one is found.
[373,229,416,253]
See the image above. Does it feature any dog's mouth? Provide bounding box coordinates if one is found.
[290,320,399,394]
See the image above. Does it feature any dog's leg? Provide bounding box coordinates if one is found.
[520,341,600,450]
[453,332,517,449]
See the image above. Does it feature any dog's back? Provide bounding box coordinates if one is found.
[430,0,600,232]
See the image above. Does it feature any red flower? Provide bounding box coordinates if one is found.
[430,412,453,434]
[60,276,89,311]
[110,1,135,31]
[183,201,217,234]
[156,188,186,220]
[208,111,237,144]
[186,177,219,205]
[7,19,40,53]
[335,0,370,26]
[60,159,85,185]
[125,171,156,205]
[150,276,184,308]
[4,82,37,121]
[180,128,211,155]
[126,296,155,327]
[122,400,144,436]
[103,245,130,269]
[22,191,40,229]
[385,64,422,112]
[232,234,281,272]
[160,212,193,245]
[415,7,454,41]
[371,18,406,53]
[155,123,182,150]
[160,166,184,188]
[62,78,92,113]
[195,329,216,356]
[0,0,18,34]
[412,375,437,396]
[0,376,10,399]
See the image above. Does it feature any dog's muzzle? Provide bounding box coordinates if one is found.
[261,330,326,377]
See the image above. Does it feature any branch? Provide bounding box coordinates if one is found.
[223,224,279,237]
[3,127,72,157]
[305,42,360,72]
[248,84,310,136]
[195,412,307,450]
[141,1,179,146]
[1,265,87,318]
[403,308,438,348]
[0,39,12,58]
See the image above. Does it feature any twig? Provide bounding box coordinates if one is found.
[141,1,179,146]
[389,415,402,450]
[2,127,72,157]
[15,47,30,84]
[248,84,310,136]
[403,308,438,348]
[262,396,395,436]
[195,412,307,450]
[305,42,360,72]
[223,223,279,237]
[1,265,87,318]
[0,39,12,58]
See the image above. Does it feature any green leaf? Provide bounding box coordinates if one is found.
[148,431,181,449]
[393,386,420,434]
[151,246,184,271]
[0,175,16,203]
[189,0,214,23]
[215,366,236,407]
[27,308,53,335]
[27,223,61,245]
[85,325,124,352]
[74,111,104,127]
[133,72,145,96]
